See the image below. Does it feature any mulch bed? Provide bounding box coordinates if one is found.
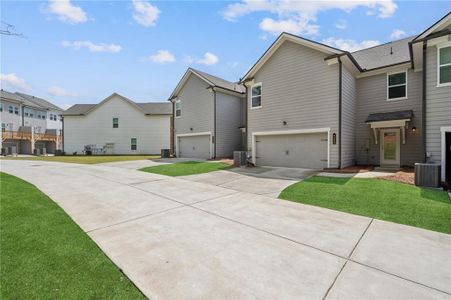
[378,167,415,185]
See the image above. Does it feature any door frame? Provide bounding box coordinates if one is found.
[175,131,213,159]
[440,126,451,182]
[380,128,400,166]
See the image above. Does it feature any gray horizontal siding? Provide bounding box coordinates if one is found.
[247,40,340,168]
[215,92,244,158]
[341,65,356,168]
[426,44,451,164]
[174,74,214,136]
[355,69,423,166]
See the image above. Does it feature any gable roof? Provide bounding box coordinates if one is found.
[350,36,414,71]
[242,32,344,81]
[169,68,245,100]
[62,93,171,116]
[16,92,64,111]
[413,11,451,42]
[1,89,54,110]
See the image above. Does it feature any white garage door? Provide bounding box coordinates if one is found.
[178,135,211,159]
[255,132,328,169]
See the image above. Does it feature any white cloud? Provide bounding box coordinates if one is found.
[44,0,87,24]
[335,19,347,30]
[390,29,406,40]
[0,73,31,91]
[132,0,160,27]
[197,52,219,66]
[146,50,176,64]
[259,18,319,35]
[222,0,397,35]
[61,40,122,53]
[47,86,73,97]
[322,37,380,52]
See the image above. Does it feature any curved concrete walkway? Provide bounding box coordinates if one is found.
[1,160,450,299]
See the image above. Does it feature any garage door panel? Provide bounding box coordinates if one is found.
[178,135,210,159]
[256,133,327,169]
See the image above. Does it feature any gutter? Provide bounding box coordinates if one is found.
[62,116,65,153]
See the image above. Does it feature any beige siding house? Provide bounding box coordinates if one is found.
[169,68,245,159]
[62,93,171,155]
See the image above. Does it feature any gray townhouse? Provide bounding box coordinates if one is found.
[169,68,245,159]
[169,12,451,185]
[1,89,64,155]
[240,12,451,184]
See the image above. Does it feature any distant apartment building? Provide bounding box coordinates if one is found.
[0,90,64,155]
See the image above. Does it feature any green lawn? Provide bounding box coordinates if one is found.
[140,161,232,176]
[1,155,159,164]
[279,176,451,234]
[0,172,145,299]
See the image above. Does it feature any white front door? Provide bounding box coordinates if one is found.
[380,129,400,166]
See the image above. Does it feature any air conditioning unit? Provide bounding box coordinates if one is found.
[415,163,441,188]
[233,151,247,167]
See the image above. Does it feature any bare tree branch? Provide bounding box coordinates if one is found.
[1,21,25,38]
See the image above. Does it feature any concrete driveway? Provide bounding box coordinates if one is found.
[1,159,450,299]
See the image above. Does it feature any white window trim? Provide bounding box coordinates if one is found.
[437,42,451,87]
[387,70,408,101]
[175,131,213,159]
[440,126,451,182]
[250,82,262,109]
[251,128,331,168]
[131,137,137,151]
[175,99,182,118]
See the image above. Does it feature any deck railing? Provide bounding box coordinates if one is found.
[1,130,61,142]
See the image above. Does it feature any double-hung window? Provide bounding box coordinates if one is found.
[251,83,262,108]
[14,106,19,115]
[175,100,181,118]
[438,44,451,86]
[8,106,13,114]
[387,71,407,100]
[113,117,119,128]
[131,138,137,151]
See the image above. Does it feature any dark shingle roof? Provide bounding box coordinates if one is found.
[366,110,413,123]
[63,104,97,116]
[136,103,172,115]
[350,37,414,70]
[62,95,171,116]
[192,69,245,93]
[16,92,64,111]
[1,90,48,109]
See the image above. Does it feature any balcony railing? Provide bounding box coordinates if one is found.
[1,130,61,142]
[1,130,32,140]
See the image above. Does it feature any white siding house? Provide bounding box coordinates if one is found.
[62,93,172,155]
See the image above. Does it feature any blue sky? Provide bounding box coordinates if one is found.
[1,1,450,109]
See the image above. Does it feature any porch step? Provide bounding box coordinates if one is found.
[374,166,400,172]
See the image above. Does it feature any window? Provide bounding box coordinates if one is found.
[8,106,13,114]
[175,100,181,118]
[1,123,5,131]
[14,106,19,115]
[0,104,2,112]
[131,138,137,151]
[113,117,119,128]
[251,83,262,108]
[438,44,451,86]
[387,71,407,100]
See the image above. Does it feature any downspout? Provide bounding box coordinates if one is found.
[21,105,24,126]
[244,85,248,151]
[338,59,343,169]
[213,89,217,159]
[171,100,175,156]
[422,41,427,162]
[62,116,65,153]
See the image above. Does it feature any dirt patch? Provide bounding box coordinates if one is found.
[379,167,415,185]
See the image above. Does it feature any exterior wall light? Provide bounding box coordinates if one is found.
[412,127,417,132]
[333,133,337,145]
[283,121,287,126]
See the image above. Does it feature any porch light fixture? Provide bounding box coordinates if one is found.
[283,121,287,126]
[412,127,417,132]
[333,133,337,145]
